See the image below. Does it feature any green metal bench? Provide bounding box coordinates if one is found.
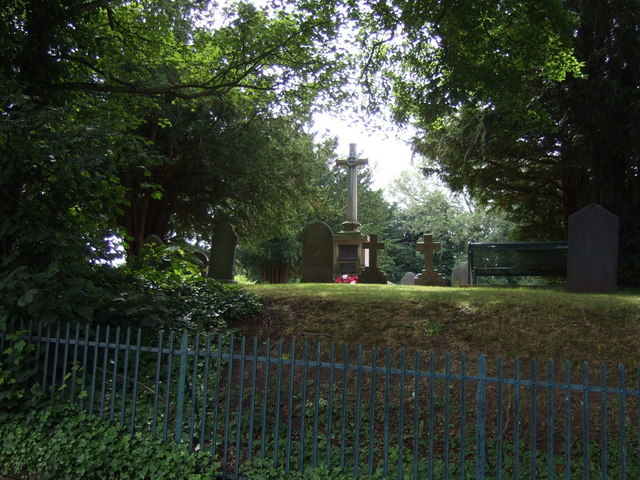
[467,241,569,285]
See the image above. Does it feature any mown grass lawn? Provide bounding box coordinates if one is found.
[239,283,640,368]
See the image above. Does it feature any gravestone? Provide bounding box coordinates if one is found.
[567,204,619,293]
[143,234,164,246]
[358,234,388,284]
[301,222,335,283]
[208,222,238,283]
[451,263,469,287]
[400,272,415,285]
[415,234,447,286]
[193,251,209,276]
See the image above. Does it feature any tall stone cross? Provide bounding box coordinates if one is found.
[416,234,440,272]
[335,143,368,231]
[363,234,384,269]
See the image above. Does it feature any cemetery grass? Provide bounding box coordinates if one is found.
[239,284,640,368]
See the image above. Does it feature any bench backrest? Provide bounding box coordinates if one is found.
[467,241,569,284]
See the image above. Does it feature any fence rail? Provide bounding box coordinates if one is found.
[2,321,639,479]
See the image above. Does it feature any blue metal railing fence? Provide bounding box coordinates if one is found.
[1,321,639,479]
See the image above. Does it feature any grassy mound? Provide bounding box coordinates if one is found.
[240,284,640,367]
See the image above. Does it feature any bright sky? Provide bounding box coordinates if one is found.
[312,112,417,195]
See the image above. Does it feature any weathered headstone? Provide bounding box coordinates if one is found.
[451,263,469,287]
[415,234,447,286]
[359,234,388,284]
[400,272,416,285]
[567,203,619,293]
[208,222,238,283]
[143,234,164,246]
[193,251,209,276]
[301,222,335,283]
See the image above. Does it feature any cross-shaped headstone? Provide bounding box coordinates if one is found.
[363,234,385,269]
[335,143,368,229]
[416,234,440,272]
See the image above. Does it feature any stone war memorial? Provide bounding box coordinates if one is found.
[333,143,369,278]
[301,143,392,283]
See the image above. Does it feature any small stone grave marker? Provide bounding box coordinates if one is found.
[359,234,388,284]
[400,272,415,285]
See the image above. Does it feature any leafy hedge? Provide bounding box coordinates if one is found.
[0,404,220,480]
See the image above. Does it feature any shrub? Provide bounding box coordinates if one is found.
[0,404,220,480]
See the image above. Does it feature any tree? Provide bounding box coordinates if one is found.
[0,0,354,322]
[356,0,640,284]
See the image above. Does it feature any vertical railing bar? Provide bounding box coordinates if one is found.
[582,362,589,480]
[247,337,259,462]
[151,330,164,439]
[41,324,52,391]
[99,325,111,419]
[50,324,62,394]
[199,335,212,455]
[34,322,44,367]
[70,323,80,401]
[530,358,537,480]
[210,334,224,459]
[298,341,309,473]
[273,338,284,467]
[188,332,201,453]
[546,359,554,480]
[354,345,364,479]
[119,327,132,427]
[221,336,236,479]
[326,343,335,469]
[60,323,71,399]
[428,351,436,480]
[129,328,142,435]
[285,339,297,473]
[109,326,121,423]
[234,336,247,480]
[476,354,487,480]
[444,352,451,480]
[397,349,406,480]
[174,332,190,445]
[259,338,271,460]
[383,348,392,478]
[339,344,350,470]
[312,342,322,468]
[88,324,100,416]
[497,357,504,480]
[79,323,90,410]
[162,332,175,443]
[600,364,607,480]
[460,353,467,480]
[619,364,627,480]
[564,361,571,480]
[412,351,421,480]
[367,347,377,476]
[514,357,521,480]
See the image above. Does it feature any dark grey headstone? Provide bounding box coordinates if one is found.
[209,222,238,283]
[451,263,469,287]
[301,222,334,283]
[567,203,619,293]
